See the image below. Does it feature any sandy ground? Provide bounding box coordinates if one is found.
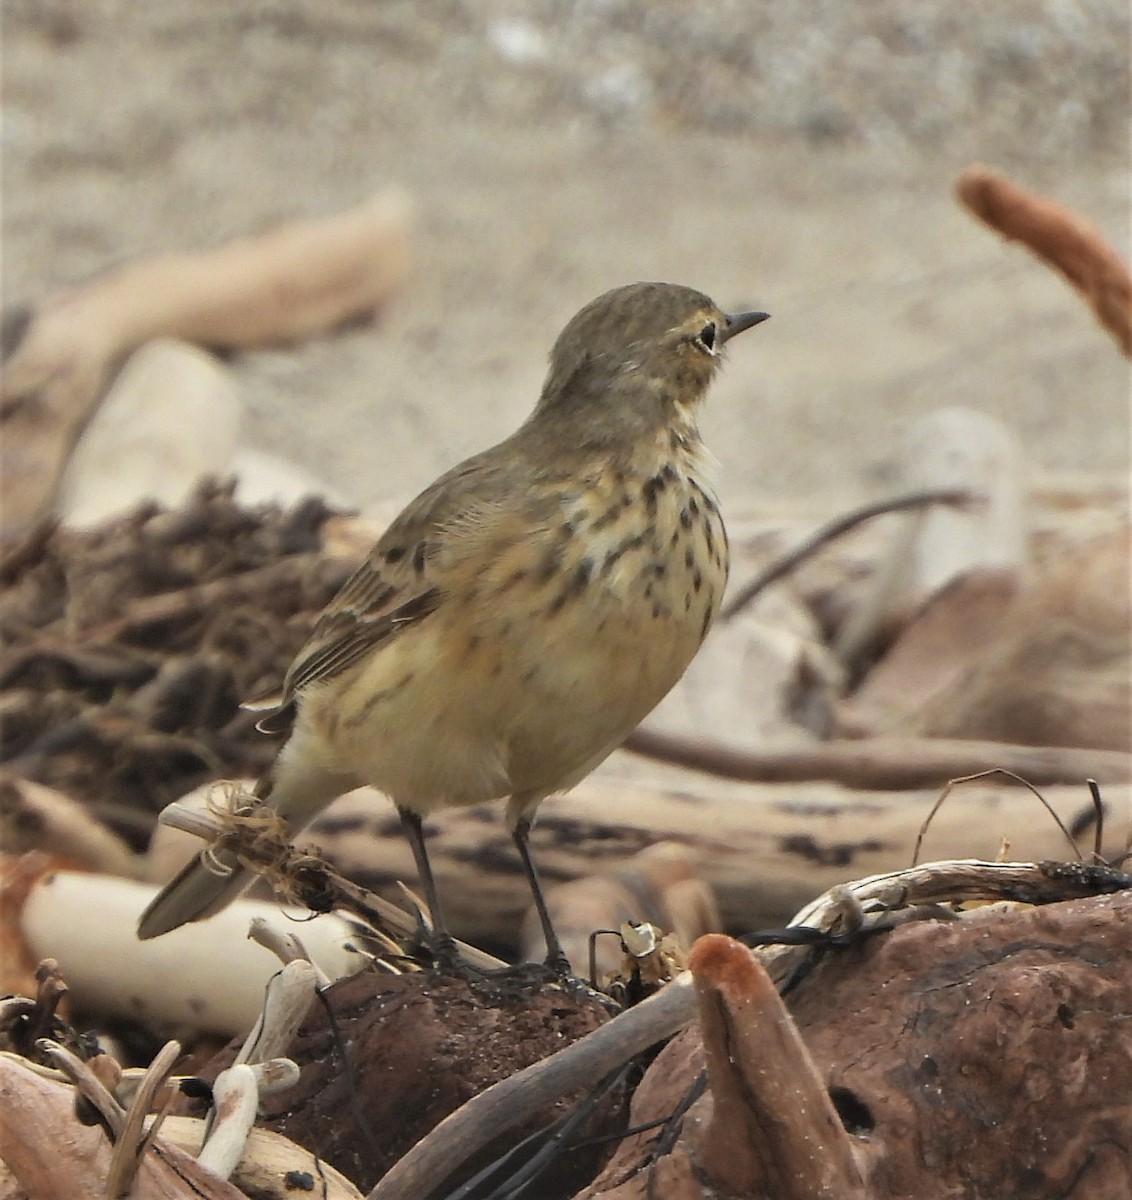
[3,0,1130,520]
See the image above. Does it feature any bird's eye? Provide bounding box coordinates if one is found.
[695,322,717,353]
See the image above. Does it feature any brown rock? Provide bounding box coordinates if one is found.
[588,891,1132,1199]
[190,967,621,1196]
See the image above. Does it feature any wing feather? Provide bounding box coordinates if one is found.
[266,445,530,716]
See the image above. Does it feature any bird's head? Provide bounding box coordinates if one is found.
[533,282,769,437]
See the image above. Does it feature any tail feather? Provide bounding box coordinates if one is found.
[136,847,255,939]
[137,742,353,940]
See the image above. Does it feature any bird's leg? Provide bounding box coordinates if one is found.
[397,806,458,968]
[512,817,571,975]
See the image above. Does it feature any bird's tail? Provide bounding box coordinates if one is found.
[136,772,275,940]
[135,847,254,939]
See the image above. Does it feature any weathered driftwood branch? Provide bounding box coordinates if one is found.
[7,856,366,1034]
[956,165,1132,356]
[0,1053,245,1200]
[276,776,1132,944]
[721,487,973,621]
[622,728,1131,790]
[0,190,412,538]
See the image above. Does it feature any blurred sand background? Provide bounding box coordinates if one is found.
[3,0,1130,519]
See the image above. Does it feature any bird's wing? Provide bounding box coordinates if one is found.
[268,448,530,715]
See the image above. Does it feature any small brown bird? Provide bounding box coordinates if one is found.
[137,282,769,965]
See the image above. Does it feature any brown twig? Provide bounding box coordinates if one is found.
[622,727,1132,790]
[956,165,1132,356]
[722,487,975,620]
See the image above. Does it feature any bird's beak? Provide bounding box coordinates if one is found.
[719,310,771,343]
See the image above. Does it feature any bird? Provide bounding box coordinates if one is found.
[137,281,770,968]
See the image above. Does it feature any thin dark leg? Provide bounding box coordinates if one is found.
[512,817,570,974]
[398,806,456,964]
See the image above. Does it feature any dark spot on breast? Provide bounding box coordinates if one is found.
[651,601,663,619]
[684,547,695,570]
[692,567,703,593]
[700,606,713,642]
[703,521,716,558]
[412,543,428,573]
[652,561,667,578]
[644,581,654,601]
[661,462,680,483]
[537,541,565,583]
[642,473,667,515]
[384,546,406,564]
[592,500,626,532]
[601,531,646,576]
[549,558,593,613]
[501,567,528,590]
[465,634,481,654]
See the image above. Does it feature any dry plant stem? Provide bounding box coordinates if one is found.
[691,935,867,1198]
[104,1040,182,1199]
[956,165,1132,356]
[37,1038,125,1136]
[623,728,1132,789]
[0,190,412,535]
[233,959,319,1067]
[912,769,1080,866]
[247,918,332,987]
[721,487,973,620]
[82,552,345,641]
[365,973,697,1200]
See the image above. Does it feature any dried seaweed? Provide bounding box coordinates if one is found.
[0,479,356,845]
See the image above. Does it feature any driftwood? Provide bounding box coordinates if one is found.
[0,190,411,539]
[279,776,1128,949]
[623,728,1130,789]
[831,408,1027,685]
[3,856,367,1035]
[956,165,1132,356]
[56,339,244,528]
[0,1054,246,1200]
[0,956,362,1199]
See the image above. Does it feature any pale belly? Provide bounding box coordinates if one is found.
[301,581,706,815]
[298,450,728,819]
